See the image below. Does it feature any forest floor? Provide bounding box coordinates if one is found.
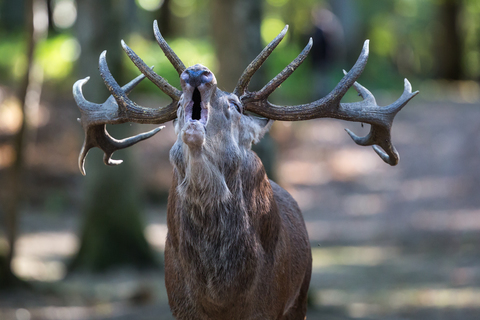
[1,89,480,319]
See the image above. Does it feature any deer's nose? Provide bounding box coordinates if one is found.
[181,66,215,88]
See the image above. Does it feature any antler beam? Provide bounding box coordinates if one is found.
[240,30,419,166]
[74,52,179,175]
[73,21,188,175]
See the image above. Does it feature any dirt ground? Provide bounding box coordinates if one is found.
[1,87,480,319]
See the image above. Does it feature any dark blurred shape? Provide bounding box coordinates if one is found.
[0,0,25,31]
[157,0,173,38]
[435,0,463,80]
[311,8,344,69]
[128,284,155,306]
[310,6,346,97]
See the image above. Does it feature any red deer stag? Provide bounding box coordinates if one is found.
[73,21,418,320]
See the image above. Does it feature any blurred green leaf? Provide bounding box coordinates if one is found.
[0,33,27,82]
[36,34,79,80]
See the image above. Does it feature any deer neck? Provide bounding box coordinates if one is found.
[171,139,240,209]
[169,146,276,304]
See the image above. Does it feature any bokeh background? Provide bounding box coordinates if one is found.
[1,0,480,319]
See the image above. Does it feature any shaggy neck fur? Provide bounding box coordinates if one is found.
[169,140,277,307]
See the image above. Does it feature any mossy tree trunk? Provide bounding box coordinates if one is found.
[69,0,157,272]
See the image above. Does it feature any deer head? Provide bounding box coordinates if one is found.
[168,62,276,205]
[73,21,418,176]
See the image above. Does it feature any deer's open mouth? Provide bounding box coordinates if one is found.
[185,87,208,126]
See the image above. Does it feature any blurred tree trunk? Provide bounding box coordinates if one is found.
[211,0,263,92]
[0,0,25,31]
[435,0,463,80]
[69,0,157,272]
[210,0,277,180]
[157,0,173,38]
[329,0,357,63]
[0,0,47,288]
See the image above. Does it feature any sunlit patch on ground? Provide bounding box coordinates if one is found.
[8,222,173,282]
[280,160,331,186]
[12,232,78,281]
[400,176,465,201]
[311,288,480,319]
[412,209,480,231]
[0,300,171,320]
[311,246,399,268]
[328,148,383,181]
[306,220,384,243]
[343,194,386,216]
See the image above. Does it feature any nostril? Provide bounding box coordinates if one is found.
[181,66,216,88]
[181,72,190,82]
[201,71,213,84]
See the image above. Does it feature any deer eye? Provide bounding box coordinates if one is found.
[229,100,243,114]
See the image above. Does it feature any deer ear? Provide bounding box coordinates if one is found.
[250,117,274,144]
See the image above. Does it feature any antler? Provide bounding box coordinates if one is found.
[234,25,289,97]
[153,20,186,75]
[74,22,186,175]
[240,28,419,166]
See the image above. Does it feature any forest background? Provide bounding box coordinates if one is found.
[1,0,480,319]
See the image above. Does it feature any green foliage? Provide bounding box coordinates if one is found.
[2,0,479,97]
[0,32,80,90]
[35,34,80,81]
[358,0,437,81]
[264,0,322,37]
[463,0,480,78]
[265,41,314,104]
[170,0,199,18]
[0,32,26,83]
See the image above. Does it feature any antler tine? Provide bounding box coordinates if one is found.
[242,39,418,165]
[78,123,164,176]
[122,40,182,100]
[250,37,313,100]
[74,74,165,175]
[243,40,370,121]
[73,76,102,111]
[234,25,289,97]
[345,78,419,165]
[73,73,147,124]
[153,20,186,75]
[74,51,180,175]
[98,51,178,122]
[311,40,370,110]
